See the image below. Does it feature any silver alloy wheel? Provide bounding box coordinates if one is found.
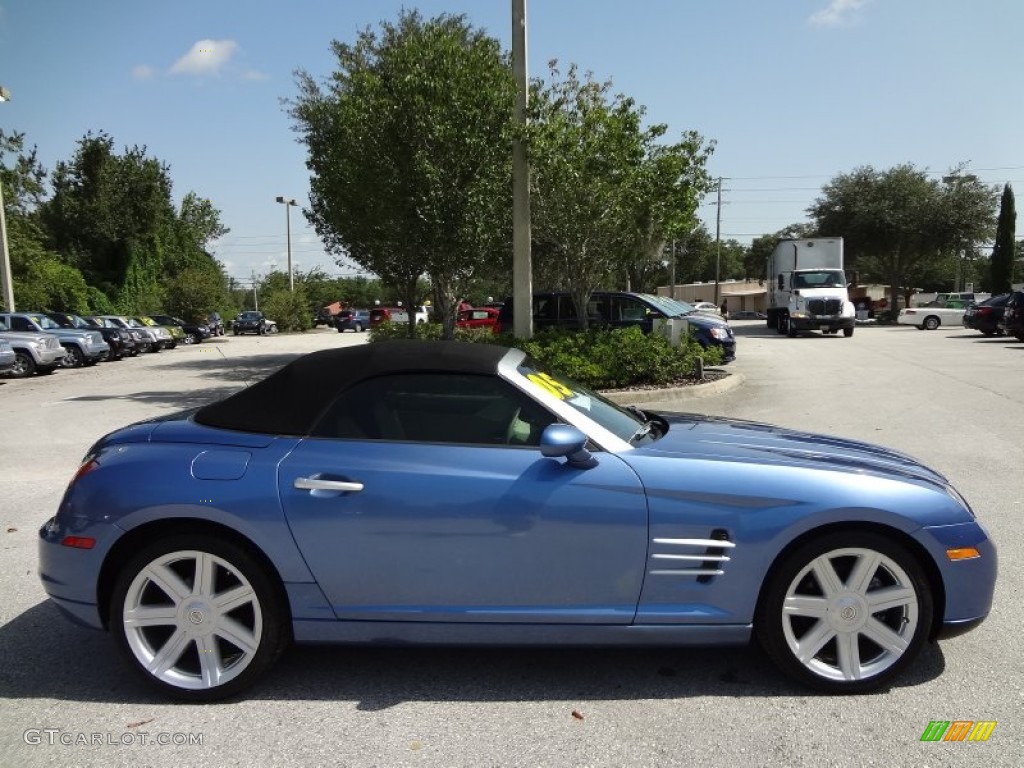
[121,550,264,691]
[183,333,196,345]
[781,547,919,682]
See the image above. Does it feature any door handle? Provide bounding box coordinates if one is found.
[294,477,364,493]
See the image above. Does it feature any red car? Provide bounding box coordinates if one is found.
[369,307,410,327]
[456,307,500,331]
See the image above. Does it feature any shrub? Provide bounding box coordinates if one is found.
[260,286,313,332]
[371,323,716,389]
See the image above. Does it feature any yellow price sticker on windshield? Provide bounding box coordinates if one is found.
[527,372,574,401]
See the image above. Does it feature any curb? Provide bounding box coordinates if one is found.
[600,371,745,405]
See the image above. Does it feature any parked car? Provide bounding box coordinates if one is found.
[38,341,994,700]
[691,301,723,316]
[149,314,211,345]
[1000,290,1024,341]
[896,304,967,331]
[962,294,1010,336]
[0,317,65,377]
[369,307,410,327]
[99,316,166,353]
[497,291,736,362]
[334,309,370,333]
[0,338,16,374]
[46,312,133,361]
[456,306,500,331]
[89,316,147,355]
[207,312,225,336]
[137,316,182,348]
[0,312,109,368]
[233,310,269,335]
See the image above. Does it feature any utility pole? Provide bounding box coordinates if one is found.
[0,85,14,312]
[275,196,298,291]
[714,176,723,305]
[669,240,677,300]
[511,0,533,339]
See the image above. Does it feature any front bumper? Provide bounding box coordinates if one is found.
[913,520,996,637]
[790,315,855,331]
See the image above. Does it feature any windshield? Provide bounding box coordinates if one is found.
[515,359,648,444]
[240,312,261,320]
[126,318,145,328]
[643,294,696,316]
[28,314,62,329]
[793,270,846,289]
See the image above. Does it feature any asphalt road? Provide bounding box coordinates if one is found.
[0,322,1021,767]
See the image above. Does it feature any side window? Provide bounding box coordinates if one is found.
[11,316,33,332]
[533,296,556,321]
[613,297,647,322]
[557,296,578,321]
[311,373,556,447]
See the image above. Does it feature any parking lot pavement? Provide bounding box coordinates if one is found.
[1,323,1021,767]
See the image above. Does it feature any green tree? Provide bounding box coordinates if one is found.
[989,183,1015,293]
[807,165,997,309]
[528,62,713,327]
[289,10,516,338]
[165,266,228,322]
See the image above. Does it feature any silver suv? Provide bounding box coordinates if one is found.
[0,317,66,377]
[0,312,109,368]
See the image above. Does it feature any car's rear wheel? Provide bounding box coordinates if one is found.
[756,531,932,694]
[843,327,854,337]
[184,333,198,345]
[111,534,289,701]
[923,316,940,331]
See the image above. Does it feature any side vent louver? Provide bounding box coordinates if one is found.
[649,529,735,583]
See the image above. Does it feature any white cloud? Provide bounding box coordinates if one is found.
[243,69,269,81]
[808,0,870,27]
[170,39,239,75]
[131,64,155,81]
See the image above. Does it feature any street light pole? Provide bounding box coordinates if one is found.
[713,176,723,305]
[0,85,14,312]
[511,0,533,339]
[275,196,298,291]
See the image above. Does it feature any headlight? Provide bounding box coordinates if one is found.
[30,339,46,350]
[709,327,729,340]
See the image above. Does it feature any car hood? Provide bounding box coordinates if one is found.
[680,312,729,329]
[637,412,948,489]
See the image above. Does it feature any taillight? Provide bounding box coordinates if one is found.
[69,457,99,487]
[61,536,96,549]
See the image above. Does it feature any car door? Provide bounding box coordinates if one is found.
[277,371,649,624]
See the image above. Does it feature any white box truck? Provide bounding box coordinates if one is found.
[766,237,856,337]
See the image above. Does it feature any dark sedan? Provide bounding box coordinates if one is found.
[149,314,212,345]
[962,294,1010,336]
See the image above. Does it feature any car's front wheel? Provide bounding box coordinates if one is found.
[756,530,932,694]
[61,345,85,368]
[110,534,289,701]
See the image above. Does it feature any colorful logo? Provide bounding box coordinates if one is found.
[920,721,996,742]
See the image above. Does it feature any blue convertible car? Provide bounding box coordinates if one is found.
[39,341,996,700]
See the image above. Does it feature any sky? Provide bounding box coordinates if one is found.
[2,0,1023,283]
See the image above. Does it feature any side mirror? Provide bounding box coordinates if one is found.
[540,424,597,469]
[777,274,785,290]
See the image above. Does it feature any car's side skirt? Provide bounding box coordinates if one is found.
[292,620,752,646]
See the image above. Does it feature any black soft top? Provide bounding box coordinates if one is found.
[193,340,512,436]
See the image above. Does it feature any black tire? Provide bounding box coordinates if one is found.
[843,327,854,337]
[777,313,787,336]
[185,333,199,345]
[62,345,85,368]
[8,351,36,378]
[923,316,940,331]
[110,533,290,702]
[756,530,932,694]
